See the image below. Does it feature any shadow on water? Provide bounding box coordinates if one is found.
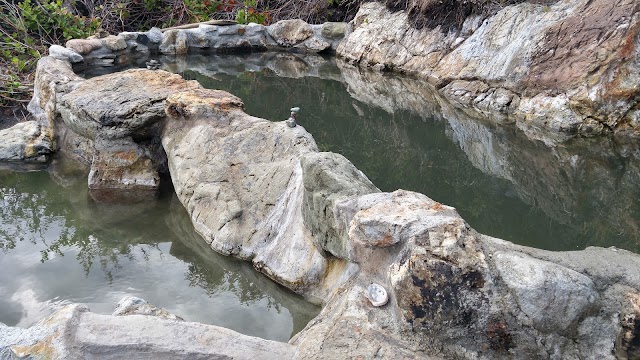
[0,157,319,341]
[164,53,640,253]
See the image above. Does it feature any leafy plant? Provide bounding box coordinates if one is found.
[235,0,269,25]
[18,0,100,43]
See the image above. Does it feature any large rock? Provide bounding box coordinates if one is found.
[55,69,200,201]
[338,1,640,137]
[58,69,198,140]
[0,121,52,163]
[268,19,314,47]
[295,189,640,359]
[48,45,83,63]
[301,151,379,261]
[162,88,330,296]
[87,137,160,203]
[494,252,598,332]
[0,300,294,359]
[65,38,103,55]
[28,56,84,130]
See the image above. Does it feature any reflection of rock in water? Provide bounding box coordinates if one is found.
[165,195,320,338]
[338,61,640,251]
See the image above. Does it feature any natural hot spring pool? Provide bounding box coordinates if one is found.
[3,53,640,337]
[0,165,319,340]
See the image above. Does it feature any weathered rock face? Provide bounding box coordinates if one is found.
[338,1,640,138]
[301,152,379,261]
[338,59,640,250]
[293,190,640,359]
[0,121,52,164]
[35,66,200,202]
[58,69,197,141]
[0,299,295,359]
[161,88,373,299]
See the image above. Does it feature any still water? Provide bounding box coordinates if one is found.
[0,165,318,340]
[2,53,640,335]
[164,53,640,252]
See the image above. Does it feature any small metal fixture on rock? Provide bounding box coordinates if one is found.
[367,283,388,307]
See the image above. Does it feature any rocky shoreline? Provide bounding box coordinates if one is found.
[338,1,640,141]
[2,3,640,359]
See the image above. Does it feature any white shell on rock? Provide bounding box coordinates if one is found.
[367,283,388,307]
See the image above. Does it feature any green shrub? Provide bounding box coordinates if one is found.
[0,0,100,106]
[235,0,269,24]
[18,0,100,42]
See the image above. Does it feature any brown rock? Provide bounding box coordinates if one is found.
[65,38,103,55]
[88,138,160,203]
[267,19,314,47]
[103,35,127,51]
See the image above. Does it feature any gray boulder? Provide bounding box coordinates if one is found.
[0,299,294,360]
[0,121,52,163]
[162,88,329,297]
[494,251,599,333]
[268,19,314,47]
[48,45,83,63]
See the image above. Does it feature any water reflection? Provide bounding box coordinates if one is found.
[0,165,318,340]
[167,54,640,252]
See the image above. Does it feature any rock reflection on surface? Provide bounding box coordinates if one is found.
[170,54,640,252]
[0,165,319,341]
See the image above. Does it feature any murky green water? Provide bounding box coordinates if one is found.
[0,164,318,340]
[166,54,640,253]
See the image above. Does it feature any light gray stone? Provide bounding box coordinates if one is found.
[147,27,163,43]
[48,45,83,63]
[0,300,294,360]
[0,121,52,163]
[348,190,460,250]
[162,89,328,296]
[160,29,179,54]
[59,69,199,140]
[175,30,189,55]
[321,22,348,39]
[103,35,127,51]
[268,19,314,47]
[65,38,103,55]
[299,37,330,53]
[494,251,599,332]
[300,152,379,260]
